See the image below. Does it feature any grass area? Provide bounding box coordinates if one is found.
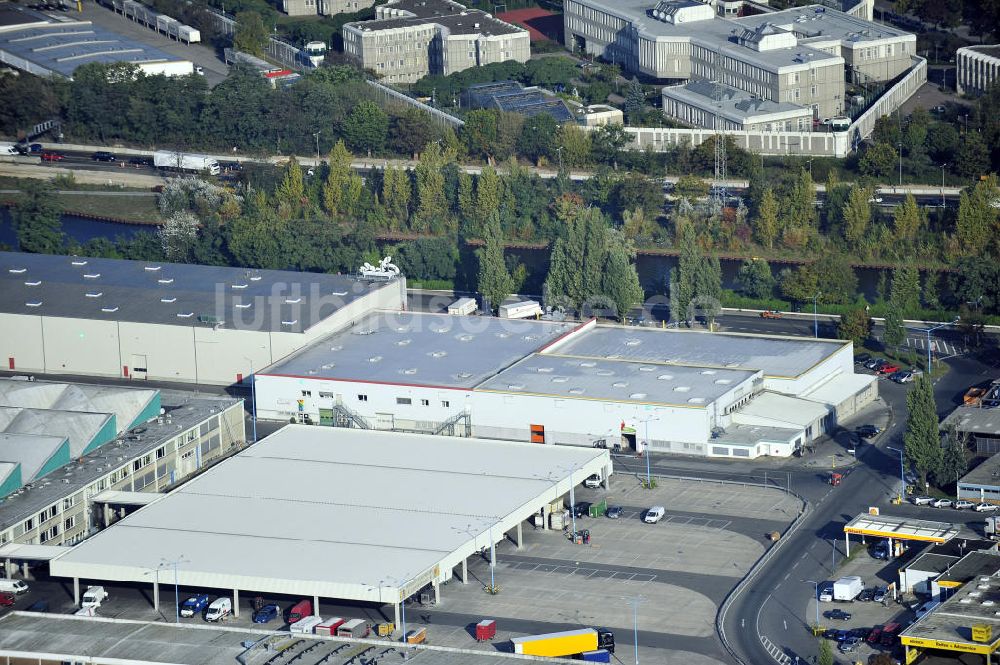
[56,193,162,224]
[0,175,153,193]
[408,279,455,291]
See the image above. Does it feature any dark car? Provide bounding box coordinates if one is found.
[40,151,64,161]
[92,151,116,162]
[25,600,49,612]
[850,627,871,640]
[832,629,851,642]
[572,502,592,518]
[605,505,623,519]
[823,628,839,640]
[128,156,153,167]
[856,425,881,438]
[857,588,875,602]
[824,609,852,621]
[855,353,872,365]
[866,358,888,371]
[28,143,43,153]
[252,603,279,623]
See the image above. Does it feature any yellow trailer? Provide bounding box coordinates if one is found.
[511,628,614,657]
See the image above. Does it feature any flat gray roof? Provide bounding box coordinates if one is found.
[713,422,800,447]
[942,406,1000,436]
[0,391,241,533]
[958,451,1000,488]
[554,326,845,378]
[49,425,610,603]
[0,432,66,483]
[0,252,389,333]
[900,563,1000,651]
[479,353,757,407]
[0,613,559,665]
[263,312,578,389]
[663,80,810,120]
[731,5,911,42]
[906,552,959,574]
[348,4,522,36]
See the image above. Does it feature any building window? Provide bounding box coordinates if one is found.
[301,390,312,397]
[23,518,34,531]
[358,394,368,401]
[63,496,76,510]
[156,447,165,459]
[397,397,412,405]
[420,399,430,406]
[441,400,450,408]
[64,516,76,530]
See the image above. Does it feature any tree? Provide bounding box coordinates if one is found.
[477,214,514,313]
[818,638,834,665]
[544,205,608,311]
[556,123,592,168]
[926,123,959,162]
[473,166,502,234]
[623,77,646,121]
[786,168,816,230]
[936,425,968,486]
[274,157,305,219]
[672,224,722,325]
[842,185,873,247]
[674,175,709,200]
[613,173,661,219]
[381,166,411,228]
[753,188,779,249]
[413,141,452,232]
[591,123,633,167]
[904,375,942,487]
[890,265,921,314]
[859,142,897,179]
[735,258,775,299]
[12,181,63,253]
[813,253,858,304]
[955,177,1000,257]
[602,230,644,320]
[838,307,872,346]
[390,109,435,158]
[893,193,923,244]
[234,12,268,57]
[343,101,388,156]
[519,113,558,163]
[923,270,941,310]
[323,140,362,216]
[883,301,906,348]
[780,265,819,304]
[955,129,989,179]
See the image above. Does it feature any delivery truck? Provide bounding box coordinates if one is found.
[833,576,864,601]
[290,615,324,634]
[315,617,345,636]
[498,300,542,319]
[447,297,477,315]
[337,618,370,638]
[81,586,109,608]
[510,628,614,657]
[153,150,221,175]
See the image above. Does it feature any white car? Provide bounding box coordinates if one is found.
[911,496,934,505]
[954,500,975,510]
[976,503,1000,512]
[819,585,834,602]
[583,474,602,489]
[643,506,665,524]
[931,498,953,508]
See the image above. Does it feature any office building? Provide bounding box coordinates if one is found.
[957,45,1000,97]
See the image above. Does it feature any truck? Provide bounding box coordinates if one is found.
[447,297,477,316]
[81,585,109,608]
[337,618,370,638]
[833,576,864,601]
[180,594,210,617]
[985,515,1000,540]
[301,41,327,68]
[498,300,542,320]
[0,579,29,595]
[510,628,615,657]
[290,615,325,634]
[205,597,232,622]
[153,150,221,176]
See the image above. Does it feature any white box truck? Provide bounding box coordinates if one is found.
[153,150,220,175]
[81,586,109,608]
[498,300,542,319]
[833,576,863,601]
[447,297,477,315]
[290,615,324,634]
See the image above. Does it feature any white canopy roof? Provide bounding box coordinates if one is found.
[50,426,610,603]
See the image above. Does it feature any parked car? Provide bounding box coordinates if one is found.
[0,592,15,607]
[857,588,876,602]
[91,151,116,162]
[855,353,872,365]
[975,502,1000,512]
[850,627,871,640]
[179,594,210,618]
[605,505,623,519]
[572,502,592,518]
[760,310,783,319]
[819,584,834,602]
[252,603,279,623]
[204,597,232,622]
[128,156,153,167]
[931,498,953,508]
[877,364,901,375]
[890,371,914,383]
[954,500,975,510]
[866,626,884,644]
[39,151,64,161]
[881,622,902,646]
[856,425,881,438]
[25,600,48,612]
[824,609,852,621]
[873,586,888,603]
[583,474,602,489]
[870,541,889,560]
[839,637,862,653]
[912,496,934,505]
[643,506,665,524]
[864,358,886,370]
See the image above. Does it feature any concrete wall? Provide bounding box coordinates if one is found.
[595,124,851,157]
[957,46,1000,96]
[0,314,44,372]
[763,342,854,396]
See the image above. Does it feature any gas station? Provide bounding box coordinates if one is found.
[843,512,961,562]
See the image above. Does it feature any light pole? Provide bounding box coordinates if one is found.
[812,291,822,338]
[887,446,906,503]
[921,317,959,373]
[313,131,321,159]
[940,163,947,208]
[803,579,821,629]
[160,556,188,624]
[897,142,903,186]
[243,356,258,443]
[623,595,644,665]
[636,415,659,488]
[805,158,814,177]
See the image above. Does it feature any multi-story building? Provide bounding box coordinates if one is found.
[0,381,244,556]
[564,0,914,123]
[957,45,1000,97]
[281,0,374,17]
[662,80,814,131]
[343,0,530,84]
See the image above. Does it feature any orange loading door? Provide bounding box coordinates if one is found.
[530,424,545,444]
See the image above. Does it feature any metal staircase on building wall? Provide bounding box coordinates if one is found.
[332,402,371,429]
[433,410,472,437]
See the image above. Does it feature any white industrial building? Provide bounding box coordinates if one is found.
[48,425,612,625]
[254,314,877,459]
[0,252,405,385]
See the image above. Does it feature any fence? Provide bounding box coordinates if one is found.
[846,55,927,150]
[366,80,465,130]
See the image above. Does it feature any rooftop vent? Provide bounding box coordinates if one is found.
[536,367,554,373]
[281,320,298,326]
[329,345,343,352]
[658,374,674,381]
[429,351,447,358]
[158,278,174,284]
[160,297,177,303]
[456,372,473,379]
[688,397,706,404]
[72,260,88,266]
[507,383,524,391]
[456,334,474,342]
[625,339,642,346]
[25,301,42,307]
[83,273,101,279]
[86,291,103,298]
[144,265,161,271]
[402,368,417,375]
[552,376,568,383]
[639,366,656,372]
[674,386,691,392]
[701,370,717,375]
[368,355,382,363]
[235,303,251,309]
[569,388,584,395]
[580,361,597,368]
[715,379,733,385]
[8,268,26,274]
[284,297,302,304]
[177,312,194,318]
[231,283,248,289]
[24,280,41,286]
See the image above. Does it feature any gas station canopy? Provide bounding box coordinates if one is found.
[844,514,960,544]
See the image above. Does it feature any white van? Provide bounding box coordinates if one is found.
[81,585,108,608]
[0,579,29,595]
[205,597,232,622]
[643,506,665,523]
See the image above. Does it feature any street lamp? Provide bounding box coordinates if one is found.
[636,414,659,488]
[887,446,906,503]
[313,131,321,159]
[940,163,948,208]
[802,579,821,629]
[160,556,189,624]
[897,142,903,187]
[243,356,258,443]
[920,317,960,373]
[623,595,644,665]
[812,292,822,338]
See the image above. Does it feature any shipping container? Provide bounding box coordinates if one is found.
[476,619,497,641]
[448,298,477,315]
[290,616,324,634]
[315,617,345,636]
[498,300,542,319]
[337,618,370,638]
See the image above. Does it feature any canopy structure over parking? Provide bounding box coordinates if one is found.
[49,425,611,623]
[843,513,960,557]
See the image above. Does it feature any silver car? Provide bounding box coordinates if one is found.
[931,498,953,508]
[912,495,934,505]
[975,503,1000,513]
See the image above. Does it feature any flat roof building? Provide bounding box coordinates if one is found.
[343,0,530,84]
[256,314,876,459]
[0,251,405,385]
[943,405,1000,455]
[662,80,815,132]
[958,452,1000,504]
[48,425,611,623]
[957,45,1000,97]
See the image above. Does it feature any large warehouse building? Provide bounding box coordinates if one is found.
[254,314,876,459]
[0,252,405,385]
[48,425,611,625]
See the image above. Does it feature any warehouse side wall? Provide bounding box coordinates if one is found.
[0,313,45,372]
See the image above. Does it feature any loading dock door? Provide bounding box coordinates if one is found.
[530,424,545,444]
[375,413,394,430]
[130,354,148,380]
